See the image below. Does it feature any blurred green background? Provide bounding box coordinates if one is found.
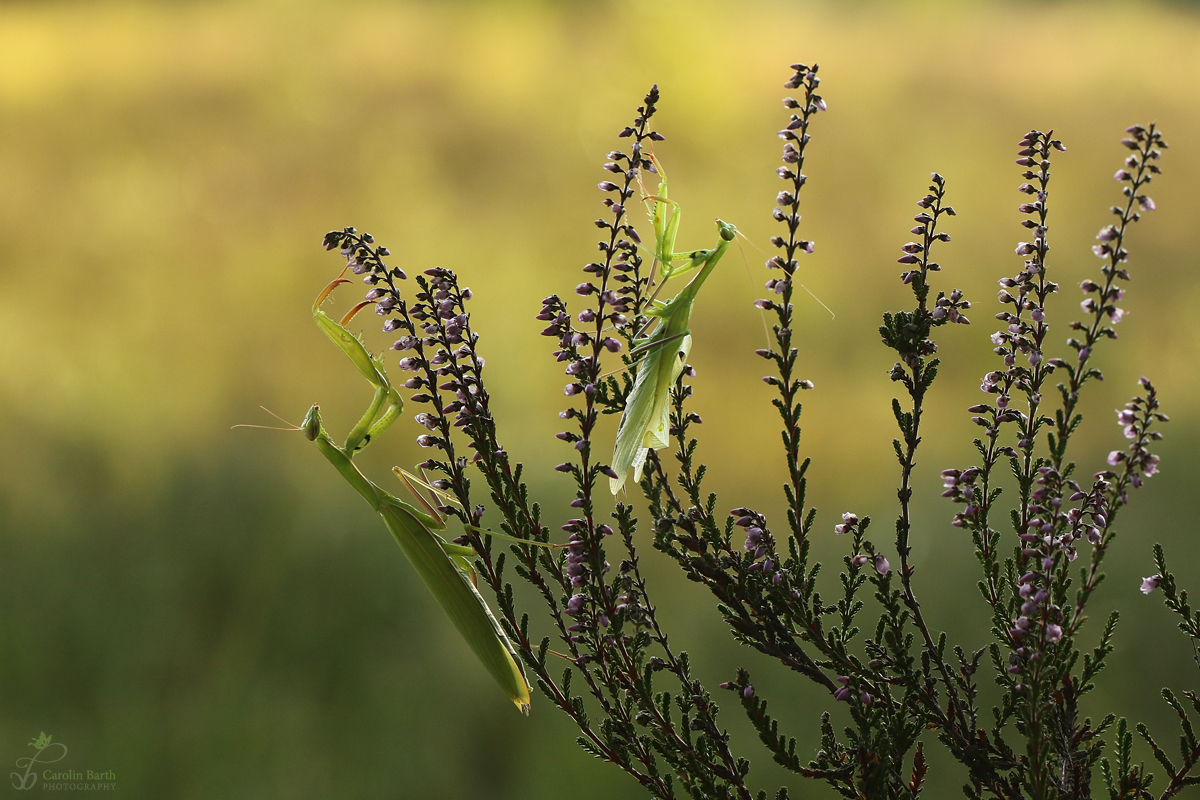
[1,0,1198,796]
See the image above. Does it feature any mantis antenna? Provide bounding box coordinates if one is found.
[231,406,303,432]
[736,229,835,320]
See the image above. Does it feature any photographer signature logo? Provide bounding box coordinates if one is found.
[10,733,66,790]
[10,733,115,791]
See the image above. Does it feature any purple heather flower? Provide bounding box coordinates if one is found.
[1141,575,1161,595]
[566,594,585,616]
[874,555,890,575]
[1046,624,1063,643]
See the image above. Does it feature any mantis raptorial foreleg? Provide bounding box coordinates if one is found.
[635,154,723,291]
[302,279,533,713]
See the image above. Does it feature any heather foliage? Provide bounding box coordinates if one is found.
[304,64,1186,799]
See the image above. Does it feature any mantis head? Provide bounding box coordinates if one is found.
[717,219,737,241]
[302,404,322,441]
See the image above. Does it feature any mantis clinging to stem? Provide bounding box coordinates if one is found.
[609,154,737,495]
[286,277,560,713]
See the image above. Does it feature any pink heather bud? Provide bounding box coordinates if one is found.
[1107,450,1124,466]
[1141,576,1161,594]
[597,181,619,191]
[1045,624,1063,643]
[743,685,755,699]
[1114,169,1131,181]
[874,555,890,575]
[842,512,858,525]
[852,555,870,567]
[833,687,851,701]
[1015,242,1036,256]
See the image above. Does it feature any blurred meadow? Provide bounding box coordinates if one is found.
[1,0,1199,796]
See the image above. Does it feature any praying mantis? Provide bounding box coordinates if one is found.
[609,155,737,495]
[300,278,536,713]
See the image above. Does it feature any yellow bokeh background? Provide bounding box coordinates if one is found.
[1,1,1198,796]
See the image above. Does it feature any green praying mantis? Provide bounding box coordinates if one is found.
[295,277,550,713]
[609,155,737,495]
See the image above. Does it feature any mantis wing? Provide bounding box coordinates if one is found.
[609,330,692,495]
[378,502,532,714]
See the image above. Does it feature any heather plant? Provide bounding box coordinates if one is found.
[286,63,1186,799]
